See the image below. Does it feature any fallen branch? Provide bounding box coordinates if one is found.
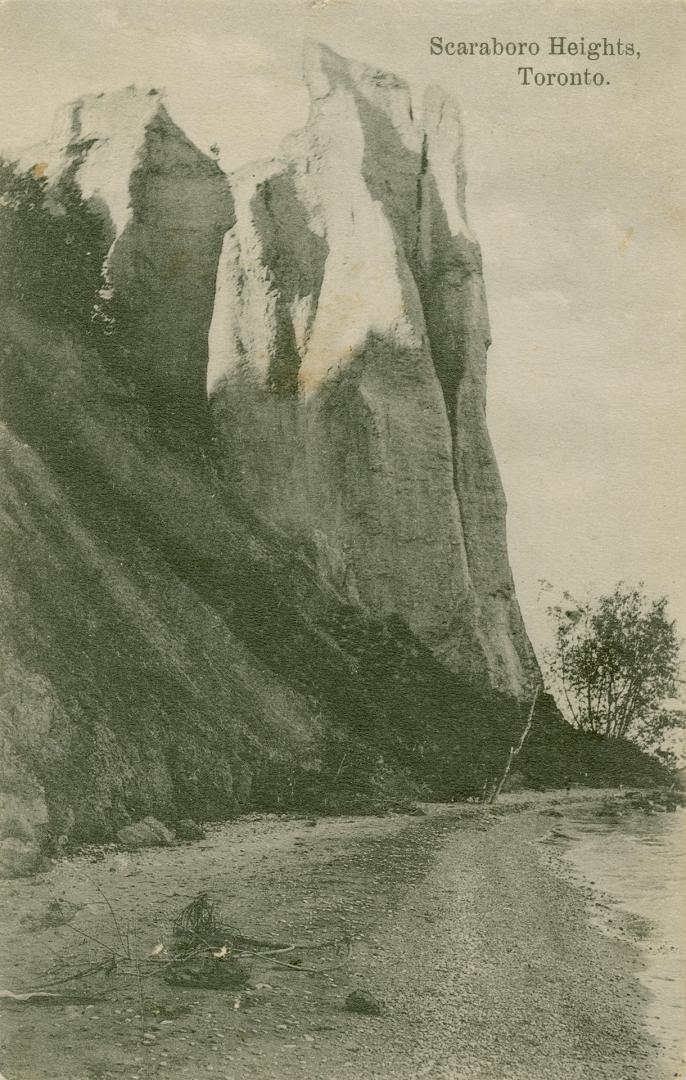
[24,958,116,991]
[60,922,128,959]
[0,990,60,1001]
[92,882,129,958]
[0,988,107,1005]
[238,938,353,974]
[171,914,353,975]
[174,913,349,955]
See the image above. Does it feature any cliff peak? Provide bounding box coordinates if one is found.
[304,41,408,97]
[302,41,417,154]
[13,86,169,238]
[52,84,165,144]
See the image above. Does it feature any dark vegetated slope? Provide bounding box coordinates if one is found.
[521,708,670,791]
[0,420,327,839]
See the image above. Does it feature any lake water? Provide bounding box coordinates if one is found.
[555,802,686,1076]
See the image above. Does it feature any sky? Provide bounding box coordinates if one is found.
[0,0,684,666]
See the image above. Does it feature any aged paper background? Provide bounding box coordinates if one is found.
[0,2,684,1079]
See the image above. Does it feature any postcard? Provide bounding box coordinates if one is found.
[0,2,684,1078]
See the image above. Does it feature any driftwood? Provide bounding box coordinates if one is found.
[488,687,540,805]
[0,989,60,1002]
[0,988,106,1005]
[9,888,355,1002]
[172,892,351,966]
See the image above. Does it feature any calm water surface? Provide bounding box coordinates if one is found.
[559,803,686,1076]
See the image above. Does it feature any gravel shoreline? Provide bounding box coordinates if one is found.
[0,793,663,1079]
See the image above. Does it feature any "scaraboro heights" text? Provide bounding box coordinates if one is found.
[429,35,641,87]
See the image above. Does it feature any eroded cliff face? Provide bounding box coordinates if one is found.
[15,85,234,423]
[208,44,539,697]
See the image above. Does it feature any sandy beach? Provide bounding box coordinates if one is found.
[0,793,669,1080]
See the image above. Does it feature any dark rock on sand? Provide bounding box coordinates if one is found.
[345,989,383,1016]
[116,816,176,849]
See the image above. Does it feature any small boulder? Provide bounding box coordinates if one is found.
[117,816,175,850]
[344,989,382,1016]
[174,819,206,842]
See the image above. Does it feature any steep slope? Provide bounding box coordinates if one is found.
[0,418,324,843]
[208,44,539,698]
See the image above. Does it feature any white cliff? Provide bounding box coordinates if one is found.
[208,43,540,697]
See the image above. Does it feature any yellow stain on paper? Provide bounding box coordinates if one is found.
[620,227,634,252]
